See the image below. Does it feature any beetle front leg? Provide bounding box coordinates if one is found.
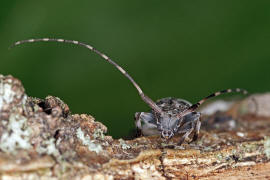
[177,112,201,145]
[177,122,195,145]
[192,114,201,142]
[135,112,159,136]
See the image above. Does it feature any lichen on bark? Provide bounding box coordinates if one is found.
[0,74,270,179]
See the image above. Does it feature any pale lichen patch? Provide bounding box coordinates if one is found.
[0,83,16,111]
[36,138,60,157]
[93,128,105,140]
[76,127,103,153]
[119,139,131,150]
[0,75,26,112]
[264,137,270,159]
[0,113,32,153]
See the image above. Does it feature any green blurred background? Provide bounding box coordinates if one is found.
[1,1,270,138]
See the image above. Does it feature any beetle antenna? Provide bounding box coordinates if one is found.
[10,38,163,113]
[178,88,248,118]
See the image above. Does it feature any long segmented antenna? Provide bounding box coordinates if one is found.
[178,88,248,118]
[10,38,163,113]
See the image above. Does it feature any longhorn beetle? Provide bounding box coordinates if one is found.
[11,38,248,145]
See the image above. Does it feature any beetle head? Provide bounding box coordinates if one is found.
[156,113,181,139]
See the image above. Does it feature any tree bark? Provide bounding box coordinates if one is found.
[0,75,269,180]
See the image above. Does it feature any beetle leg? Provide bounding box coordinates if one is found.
[192,117,201,142]
[178,122,195,145]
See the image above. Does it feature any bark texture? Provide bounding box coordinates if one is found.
[0,74,269,180]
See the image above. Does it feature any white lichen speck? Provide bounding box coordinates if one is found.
[119,139,131,150]
[236,132,245,137]
[76,127,103,153]
[0,113,32,153]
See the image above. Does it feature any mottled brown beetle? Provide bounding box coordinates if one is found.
[11,38,247,145]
